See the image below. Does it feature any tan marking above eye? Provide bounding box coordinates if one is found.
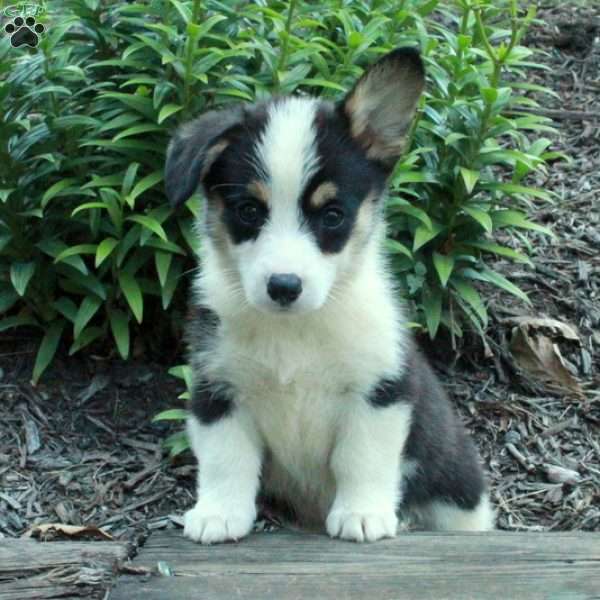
[247,180,270,205]
[310,181,338,208]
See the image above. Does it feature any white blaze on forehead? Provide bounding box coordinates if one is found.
[256,97,320,211]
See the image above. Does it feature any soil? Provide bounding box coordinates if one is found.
[1,1,598,553]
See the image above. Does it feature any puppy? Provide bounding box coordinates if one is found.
[165,47,494,544]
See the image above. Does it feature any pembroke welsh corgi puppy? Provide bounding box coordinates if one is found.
[165,47,494,544]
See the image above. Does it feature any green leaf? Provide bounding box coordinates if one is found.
[450,278,487,328]
[69,326,103,355]
[491,210,554,236]
[0,288,19,314]
[73,296,102,339]
[385,239,413,258]
[481,182,552,202]
[125,171,164,207]
[82,174,124,189]
[190,14,227,39]
[98,189,124,232]
[145,238,187,256]
[422,286,442,339]
[42,178,77,208]
[10,261,36,296]
[417,0,440,16]
[38,240,88,275]
[95,238,119,268]
[0,189,15,203]
[480,87,498,105]
[463,206,493,233]
[153,408,188,422]
[168,364,193,390]
[216,87,254,101]
[413,223,444,251]
[52,297,78,322]
[155,251,172,288]
[113,123,163,141]
[393,171,438,186]
[300,78,346,92]
[462,267,530,304]
[0,314,38,332]
[32,320,65,384]
[71,202,110,216]
[162,430,189,458]
[433,252,454,287]
[161,261,181,310]
[387,199,432,229]
[465,241,531,264]
[59,270,107,301]
[98,92,156,120]
[118,272,144,323]
[126,215,167,241]
[122,162,140,196]
[158,103,183,124]
[444,132,467,145]
[169,0,191,22]
[459,168,479,194]
[54,244,97,264]
[99,113,142,133]
[109,309,130,359]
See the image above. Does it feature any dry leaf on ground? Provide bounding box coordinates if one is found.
[508,317,584,397]
[23,523,114,541]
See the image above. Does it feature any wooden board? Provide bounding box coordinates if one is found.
[0,538,129,599]
[110,530,600,599]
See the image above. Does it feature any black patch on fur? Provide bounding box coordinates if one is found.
[300,106,387,254]
[369,375,411,408]
[190,380,233,424]
[370,346,486,511]
[186,306,234,424]
[203,106,270,244]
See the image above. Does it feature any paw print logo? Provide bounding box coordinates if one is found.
[4,16,45,48]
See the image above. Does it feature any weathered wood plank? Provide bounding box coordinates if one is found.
[110,530,600,600]
[0,574,84,600]
[0,539,129,599]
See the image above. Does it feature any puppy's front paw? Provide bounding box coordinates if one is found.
[326,508,398,543]
[183,502,255,544]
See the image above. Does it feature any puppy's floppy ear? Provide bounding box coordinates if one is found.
[165,106,243,207]
[342,47,425,171]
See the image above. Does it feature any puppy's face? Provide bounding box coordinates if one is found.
[166,48,424,315]
[200,97,389,314]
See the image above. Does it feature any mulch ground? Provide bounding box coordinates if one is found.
[0,2,598,553]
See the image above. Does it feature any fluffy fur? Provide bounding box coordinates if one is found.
[165,47,494,544]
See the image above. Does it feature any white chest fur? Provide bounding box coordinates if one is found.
[204,273,405,519]
[194,235,408,521]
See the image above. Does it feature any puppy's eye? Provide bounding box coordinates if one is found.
[322,206,345,229]
[237,201,263,226]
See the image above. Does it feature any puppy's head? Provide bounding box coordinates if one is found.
[166,48,424,315]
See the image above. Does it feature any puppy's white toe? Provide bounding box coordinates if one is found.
[326,509,397,543]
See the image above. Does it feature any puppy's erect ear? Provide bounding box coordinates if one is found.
[164,107,243,207]
[342,47,425,170]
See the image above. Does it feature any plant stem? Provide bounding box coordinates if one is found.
[183,0,202,118]
[275,0,298,91]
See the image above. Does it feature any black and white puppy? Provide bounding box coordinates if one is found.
[165,48,494,544]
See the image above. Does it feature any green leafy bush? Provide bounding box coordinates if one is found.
[0,0,559,384]
[387,0,562,340]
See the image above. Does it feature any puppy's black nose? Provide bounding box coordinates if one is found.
[267,273,302,306]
